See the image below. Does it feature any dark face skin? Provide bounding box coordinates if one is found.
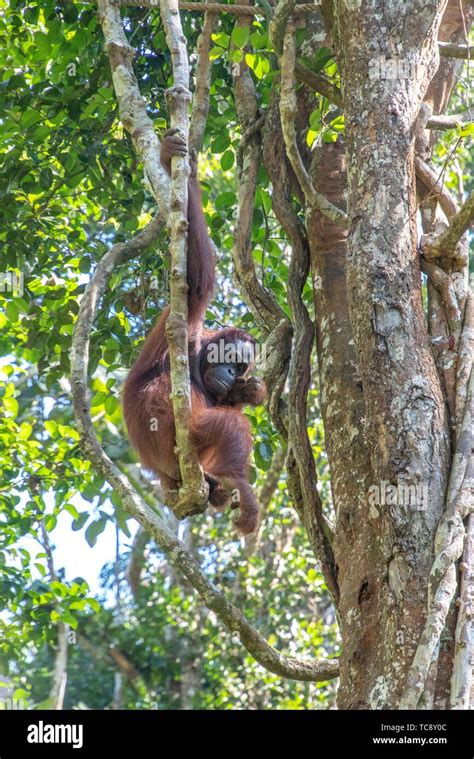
[202,360,249,399]
[201,338,255,400]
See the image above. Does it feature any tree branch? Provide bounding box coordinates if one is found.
[39,522,69,710]
[260,90,337,598]
[422,190,474,262]
[419,197,457,426]
[294,61,343,107]
[421,259,462,333]
[230,1,293,439]
[100,0,208,517]
[438,41,473,59]
[160,0,209,517]
[421,259,461,421]
[285,180,339,601]
[189,11,217,154]
[400,363,474,708]
[415,156,459,220]
[98,0,170,211]
[126,525,150,599]
[426,112,473,130]
[77,632,150,695]
[450,513,474,709]
[454,291,474,435]
[269,0,296,55]
[277,20,348,228]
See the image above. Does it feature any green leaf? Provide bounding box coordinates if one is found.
[312,47,335,73]
[44,420,58,438]
[13,688,29,700]
[81,483,97,503]
[63,503,80,520]
[59,611,78,629]
[215,190,236,209]
[255,441,274,471]
[6,301,19,323]
[72,512,89,531]
[250,31,268,50]
[322,130,338,143]
[18,423,33,440]
[69,600,87,611]
[20,108,43,128]
[105,395,118,415]
[209,46,224,61]
[211,133,231,153]
[229,49,243,64]
[79,256,91,274]
[248,464,257,484]
[44,514,57,532]
[85,517,107,547]
[307,129,317,147]
[310,109,322,130]
[220,151,235,172]
[86,598,100,613]
[245,53,270,79]
[3,396,19,416]
[231,26,250,49]
[211,32,229,48]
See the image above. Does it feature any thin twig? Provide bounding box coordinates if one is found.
[189,11,218,154]
[415,156,459,219]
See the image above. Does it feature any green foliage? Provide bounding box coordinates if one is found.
[6,0,470,712]
[0,0,339,709]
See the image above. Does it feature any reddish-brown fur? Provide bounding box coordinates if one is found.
[123,131,265,534]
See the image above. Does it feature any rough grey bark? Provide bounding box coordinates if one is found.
[330,0,453,708]
[308,139,377,709]
[405,0,472,708]
[450,513,474,708]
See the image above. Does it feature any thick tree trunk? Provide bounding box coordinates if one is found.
[307,141,377,708]
[329,0,452,707]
